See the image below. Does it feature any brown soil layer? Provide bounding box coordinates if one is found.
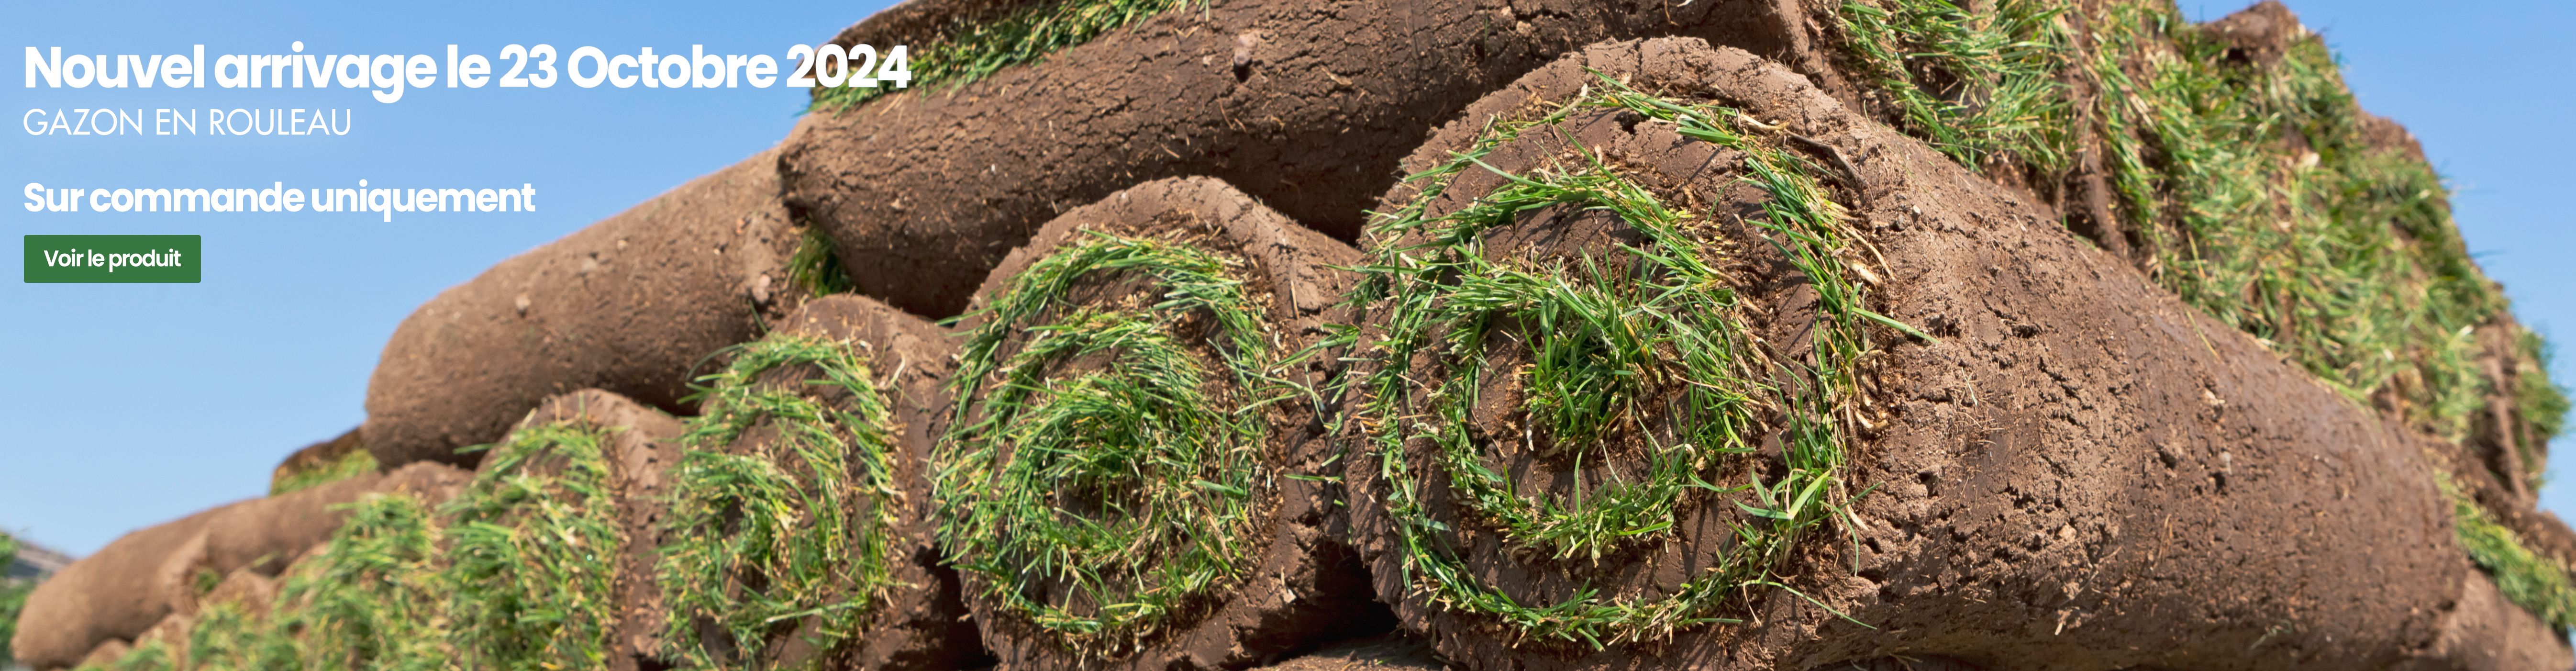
[72,639,127,670]
[132,609,193,669]
[783,0,1833,317]
[2469,308,2558,514]
[1806,657,1986,671]
[944,177,1371,671]
[755,294,987,671]
[1250,631,1443,671]
[1343,37,2568,671]
[198,569,280,621]
[374,460,477,510]
[363,148,805,470]
[197,467,393,579]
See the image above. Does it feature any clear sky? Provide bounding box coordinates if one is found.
[2,0,2569,555]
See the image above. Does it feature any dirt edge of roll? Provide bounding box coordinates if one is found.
[781,0,1826,317]
[363,148,807,471]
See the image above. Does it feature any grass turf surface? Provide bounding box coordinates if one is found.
[268,448,380,498]
[1344,74,1899,647]
[444,423,624,670]
[0,533,30,666]
[118,424,628,671]
[940,230,1287,654]
[657,334,905,668]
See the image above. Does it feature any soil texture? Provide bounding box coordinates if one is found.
[364,149,805,470]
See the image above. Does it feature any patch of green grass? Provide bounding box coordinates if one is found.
[2518,330,2570,451]
[277,492,455,671]
[658,334,904,668]
[942,231,1283,652]
[443,422,625,670]
[185,597,297,671]
[166,496,442,671]
[176,496,453,671]
[175,428,640,671]
[2084,2,2508,444]
[0,533,28,667]
[1344,74,1896,647]
[1834,0,2073,172]
[786,224,855,297]
[2442,474,2576,628]
[271,445,379,497]
[811,0,1195,112]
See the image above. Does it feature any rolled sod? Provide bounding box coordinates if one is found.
[10,461,470,671]
[444,390,686,671]
[938,177,1372,670]
[656,295,982,671]
[1339,37,2562,670]
[10,506,225,671]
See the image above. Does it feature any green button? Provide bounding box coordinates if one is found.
[24,235,202,283]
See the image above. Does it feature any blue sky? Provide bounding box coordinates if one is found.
[2,0,2570,555]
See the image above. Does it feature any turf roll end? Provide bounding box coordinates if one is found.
[940,177,1371,670]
